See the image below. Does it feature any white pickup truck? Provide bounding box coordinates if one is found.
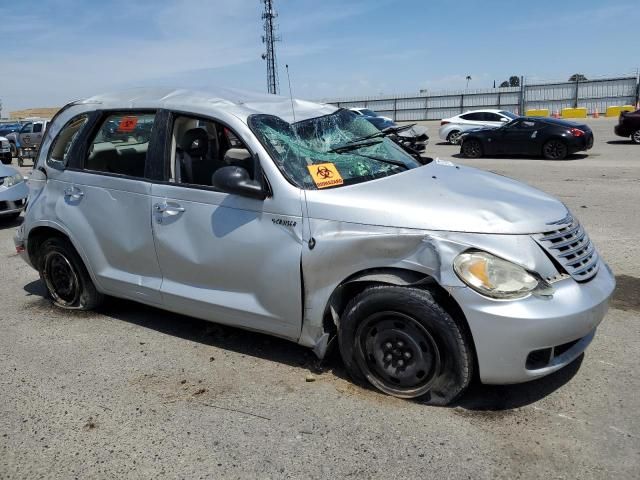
[6,119,50,167]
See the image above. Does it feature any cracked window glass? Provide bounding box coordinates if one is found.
[249,109,421,189]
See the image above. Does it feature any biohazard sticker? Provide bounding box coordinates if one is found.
[117,116,138,133]
[307,163,344,189]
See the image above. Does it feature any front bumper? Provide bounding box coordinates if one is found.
[0,181,28,216]
[450,261,615,384]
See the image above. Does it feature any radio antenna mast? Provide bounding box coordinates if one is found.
[261,0,281,95]
[285,64,296,123]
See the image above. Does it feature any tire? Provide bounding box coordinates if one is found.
[10,143,17,158]
[461,138,482,158]
[631,129,640,144]
[338,286,473,405]
[37,237,103,310]
[447,130,462,145]
[17,157,24,167]
[1,157,11,165]
[542,139,568,160]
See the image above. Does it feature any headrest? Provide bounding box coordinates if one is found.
[224,148,252,164]
[179,128,208,157]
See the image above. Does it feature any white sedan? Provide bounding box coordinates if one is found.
[438,109,518,144]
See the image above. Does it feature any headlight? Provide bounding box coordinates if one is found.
[453,251,552,299]
[3,173,24,187]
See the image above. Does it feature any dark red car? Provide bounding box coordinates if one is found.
[614,109,640,144]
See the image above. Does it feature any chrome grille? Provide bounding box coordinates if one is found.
[533,215,599,282]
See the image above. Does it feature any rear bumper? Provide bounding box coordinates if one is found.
[450,261,615,384]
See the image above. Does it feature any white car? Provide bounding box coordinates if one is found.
[439,109,518,145]
[349,108,393,123]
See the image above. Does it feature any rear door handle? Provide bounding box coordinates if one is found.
[63,186,84,200]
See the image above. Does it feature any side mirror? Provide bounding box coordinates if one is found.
[212,166,266,200]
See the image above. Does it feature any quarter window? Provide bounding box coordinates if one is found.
[47,115,88,167]
[85,113,156,178]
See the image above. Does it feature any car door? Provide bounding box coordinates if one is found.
[150,112,303,340]
[498,119,540,155]
[18,122,33,148]
[46,110,164,304]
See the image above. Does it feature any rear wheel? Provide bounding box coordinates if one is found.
[38,237,103,310]
[461,139,482,158]
[10,143,17,158]
[339,286,473,405]
[17,157,24,167]
[631,129,640,144]
[447,130,462,145]
[542,139,568,160]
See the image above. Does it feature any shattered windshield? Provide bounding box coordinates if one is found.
[249,109,422,190]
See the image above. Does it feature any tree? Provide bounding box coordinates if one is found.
[499,81,510,88]
[569,73,588,82]
[509,76,520,87]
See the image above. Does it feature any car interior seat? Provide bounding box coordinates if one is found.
[177,128,208,184]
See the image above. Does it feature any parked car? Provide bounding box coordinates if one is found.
[351,112,429,153]
[459,117,594,160]
[614,108,640,144]
[7,119,51,167]
[439,109,518,144]
[0,163,28,220]
[15,87,614,405]
[349,107,393,123]
[0,123,24,160]
[1,136,12,164]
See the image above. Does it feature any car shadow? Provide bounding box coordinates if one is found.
[0,214,23,230]
[451,355,583,411]
[606,140,634,145]
[451,153,588,161]
[23,279,584,409]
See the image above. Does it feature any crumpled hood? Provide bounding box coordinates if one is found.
[304,160,568,234]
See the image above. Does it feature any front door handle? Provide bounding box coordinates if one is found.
[154,202,185,216]
[63,186,84,200]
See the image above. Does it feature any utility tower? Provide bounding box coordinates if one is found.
[261,0,280,95]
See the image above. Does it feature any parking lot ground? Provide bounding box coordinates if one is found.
[1,116,639,479]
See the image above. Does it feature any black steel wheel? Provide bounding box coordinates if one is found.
[542,139,568,160]
[461,139,482,158]
[38,237,103,310]
[355,311,441,397]
[339,286,473,404]
[447,130,462,145]
[631,129,640,144]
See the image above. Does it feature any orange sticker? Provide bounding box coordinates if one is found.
[307,163,344,189]
[117,116,138,133]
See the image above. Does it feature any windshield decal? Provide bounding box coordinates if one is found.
[307,163,344,188]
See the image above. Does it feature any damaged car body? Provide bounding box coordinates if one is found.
[15,87,615,405]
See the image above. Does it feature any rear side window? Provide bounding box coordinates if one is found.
[85,113,156,178]
[47,115,88,167]
[460,113,483,121]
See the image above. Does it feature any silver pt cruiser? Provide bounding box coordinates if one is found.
[15,88,615,404]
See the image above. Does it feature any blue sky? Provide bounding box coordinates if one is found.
[1,0,637,113]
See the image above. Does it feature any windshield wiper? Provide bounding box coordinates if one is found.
[328,139,383,153]
[328,123,417,153]
[337,150,409,170]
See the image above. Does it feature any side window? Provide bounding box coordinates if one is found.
[484,113,502,122]
[461,113,482,121]
[47,115,89,167]
[20,123,33,134]
[170,115,253,188]
[85,112,156,178]
[33,122,44,133]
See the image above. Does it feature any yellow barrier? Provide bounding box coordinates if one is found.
[526,109,549,117]
[605,105,635,117]
[561,107,587,118]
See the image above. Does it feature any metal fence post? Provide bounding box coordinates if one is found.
[574,77,579,108]
[520,76,525,115]
[393,98,397,121]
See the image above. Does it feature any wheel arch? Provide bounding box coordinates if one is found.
[321,267,475,356]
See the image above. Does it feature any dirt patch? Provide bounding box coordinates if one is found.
[611,275,640,312]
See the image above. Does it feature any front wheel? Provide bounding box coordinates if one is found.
[339,286,473,405]
[461,139,482,158]
[38,237,103,310]
[542,139,568,160]
[631,129,640,144]
[1,157,11,165]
